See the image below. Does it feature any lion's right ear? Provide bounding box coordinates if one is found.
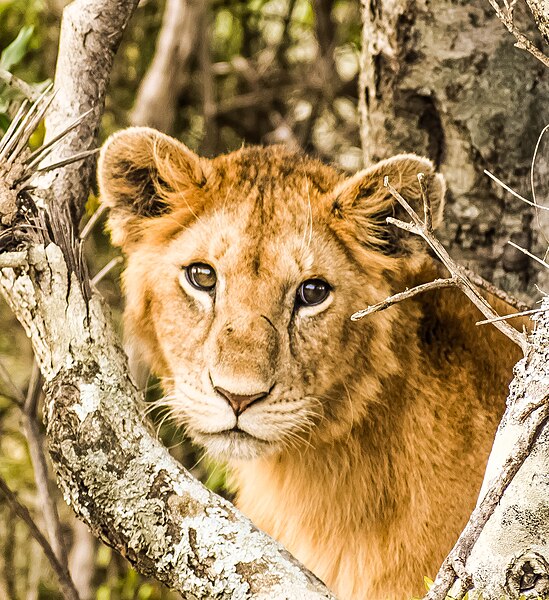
[98,127,206,249]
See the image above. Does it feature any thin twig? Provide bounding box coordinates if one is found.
[91,256,123,286]
[0,476,80,600]
[462,267,530,312]
[483,169,549,210]
[34,148,99,174]
[371,177,528,351]
[79,203,107,241]
[476,307,545,326]
[487,0,549,68]
[26,109,94,171]
[0,69,41,101]
[508,240,549,270]
[351,278,456,320]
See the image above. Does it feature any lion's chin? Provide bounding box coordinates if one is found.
[192,429,277,461]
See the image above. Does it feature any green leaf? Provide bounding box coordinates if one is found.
[0,26,34,70]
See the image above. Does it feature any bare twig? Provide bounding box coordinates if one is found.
[461,267,530,312]
[0,476,80,600]
[22,362,69,570]
[476,307,546,325]
[351,278,456,320]
[487,0,549,68]
[79,203,107,242]
[484,169,549,211]
[0,69,41,101]
[91,256,123,286]
[508,240,549,270]
[353,175,528,352]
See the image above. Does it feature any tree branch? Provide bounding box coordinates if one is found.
[352,175,529,352]
[0,476,80,600]
[487,0,549,68]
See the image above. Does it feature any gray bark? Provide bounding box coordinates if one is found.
[42,0,140,225]
[360,0,549,302]
[467,297,549,598]
[0,245,335,600]
[0,0,338,596]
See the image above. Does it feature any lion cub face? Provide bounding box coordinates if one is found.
[98,128,444,461]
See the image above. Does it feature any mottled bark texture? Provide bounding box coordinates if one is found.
[0,245,335,600]
[467,298,549,598]
[42,0,140,226]
[360,0,548,302]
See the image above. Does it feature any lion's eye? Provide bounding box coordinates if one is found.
[296,279,331,307]
[185,263,217,291]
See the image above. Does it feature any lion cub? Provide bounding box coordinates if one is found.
[98,128,521,599]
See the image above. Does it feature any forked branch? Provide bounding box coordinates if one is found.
[352,175,529,353]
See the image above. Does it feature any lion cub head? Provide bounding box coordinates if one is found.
[98,128,445,461]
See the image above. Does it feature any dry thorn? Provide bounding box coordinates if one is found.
[91,256,123,286]
[476,307,545,326]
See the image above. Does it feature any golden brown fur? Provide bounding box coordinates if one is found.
[98,127,521,599]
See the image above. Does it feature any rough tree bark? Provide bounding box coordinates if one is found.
[467,298,549,598]
[359,0,548,300]
[359,1,549,597]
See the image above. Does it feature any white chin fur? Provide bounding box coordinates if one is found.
[192,430,277,461]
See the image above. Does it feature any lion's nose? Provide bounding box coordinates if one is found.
[214,387,269,416]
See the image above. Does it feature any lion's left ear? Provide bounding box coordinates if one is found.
[329,154,445,252]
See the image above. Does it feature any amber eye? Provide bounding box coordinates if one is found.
[185,263,217,292]
[296,279,331,307]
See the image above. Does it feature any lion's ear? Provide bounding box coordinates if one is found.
[98,127,207,249]
[330,154,445,253]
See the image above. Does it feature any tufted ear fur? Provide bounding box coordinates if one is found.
[98,127,207,249]
[330,154,445,254]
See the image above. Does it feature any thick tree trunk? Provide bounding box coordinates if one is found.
[360,0,548,301]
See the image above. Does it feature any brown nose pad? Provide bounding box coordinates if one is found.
[215,387,269,416]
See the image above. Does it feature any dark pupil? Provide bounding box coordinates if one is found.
[299,279,330,306]
[187,263,216,290]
